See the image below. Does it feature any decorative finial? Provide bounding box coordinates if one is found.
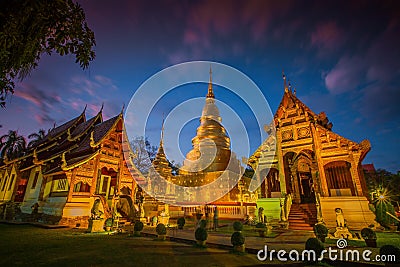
[61,152,67,169]
[83,104,87,113]
[293,87,296,95]
[207,66,215,98]
[121,103,125,114]
[100,102,104,112]
[160,114,165,145]
[282,70,288,93]
[90,131,96,147]
[288,80,292,92]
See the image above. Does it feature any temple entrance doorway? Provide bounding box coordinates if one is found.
[298,172,315,203]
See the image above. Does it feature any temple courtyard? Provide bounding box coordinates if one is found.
[1,222,398,266]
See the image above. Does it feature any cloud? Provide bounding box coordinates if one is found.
[14,83,61,124]
[324,55,365,94]
[66,75,122,119]
[358,84,400,125]
[324,17,400,132]
[365,19,400,83]
[311,21,346,56]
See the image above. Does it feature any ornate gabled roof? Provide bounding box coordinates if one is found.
[36,108,87,147]
[71,113,122,155]
[69,109,103,140]
[274,87,316,122]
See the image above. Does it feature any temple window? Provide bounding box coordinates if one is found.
[50,174,69,196]
[73,181,90,192]
[1,176,6,191]
[8,174,15,191]
[55,179,67,191]
[324,161,355,196]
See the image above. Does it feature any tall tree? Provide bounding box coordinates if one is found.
[0,130,27,160]
[130,136,158,174]
[0,0,96,107]
[27,129,46,149]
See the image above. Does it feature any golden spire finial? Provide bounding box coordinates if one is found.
[160,114,165,145]
[61,152,67,169]
[282,70,288,93]
[207,66,215,98]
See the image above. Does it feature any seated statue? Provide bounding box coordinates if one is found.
[258,207,264,223]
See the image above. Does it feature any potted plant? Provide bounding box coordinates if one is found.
[361,227,377,247]
[233,221,243,232]
[231,231,245,252]
[156,223,167,240]
[177,217,185,230]
[313,223,328,242]
[104,218,113,231]
[255,222,266,237]
[133,221,144,237]
[195,227,208,247]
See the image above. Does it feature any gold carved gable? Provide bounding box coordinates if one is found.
[297,126,311,139]
[74,175,93,186]
[282,129,293,141]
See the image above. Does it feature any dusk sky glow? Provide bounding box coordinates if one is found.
[1,0,400,172]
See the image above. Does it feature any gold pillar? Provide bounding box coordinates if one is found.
[276,128,287,195]
[349,154,364,196]
[310,124,329,197]
[66,169,76,202]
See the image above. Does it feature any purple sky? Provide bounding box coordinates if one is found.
[1,0,399,172]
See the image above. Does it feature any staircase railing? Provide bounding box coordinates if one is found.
[280,193,292,222]
[315,192,324,223]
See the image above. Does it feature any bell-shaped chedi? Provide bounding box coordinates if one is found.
[181,68,232,174]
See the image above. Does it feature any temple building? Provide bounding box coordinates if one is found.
[248,74,376,229]
[0,107,140,227]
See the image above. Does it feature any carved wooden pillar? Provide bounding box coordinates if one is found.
[310,124,329,197]
[91,154,100,195]
[276,127,287,195]
[66,170,76,202]
[349,155,363,197]
[290,164,301,204]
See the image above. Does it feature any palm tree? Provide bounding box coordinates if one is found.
[27,129,46,149]
[0,130,27,160]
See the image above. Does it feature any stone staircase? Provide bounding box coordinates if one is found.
[288,203,317,230]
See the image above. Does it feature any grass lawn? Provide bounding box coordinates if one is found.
[0,224,262,267]
[324,232,400,248]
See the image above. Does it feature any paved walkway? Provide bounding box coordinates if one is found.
[141,226,317,254]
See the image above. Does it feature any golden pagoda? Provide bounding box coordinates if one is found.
[181,68,232,176]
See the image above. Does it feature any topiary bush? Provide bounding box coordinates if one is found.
[134,221,144,232]
[361,227,377,247]
[231,231,245,246]
[361,227,376,239]
[313,223,328,242]
[198,219,207,229]
[255,222,266,228]
[305,238,324,263]
[156,223,167,235]
[177,217,185,229]
[233,221,243,232]
[195,227,208,241]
